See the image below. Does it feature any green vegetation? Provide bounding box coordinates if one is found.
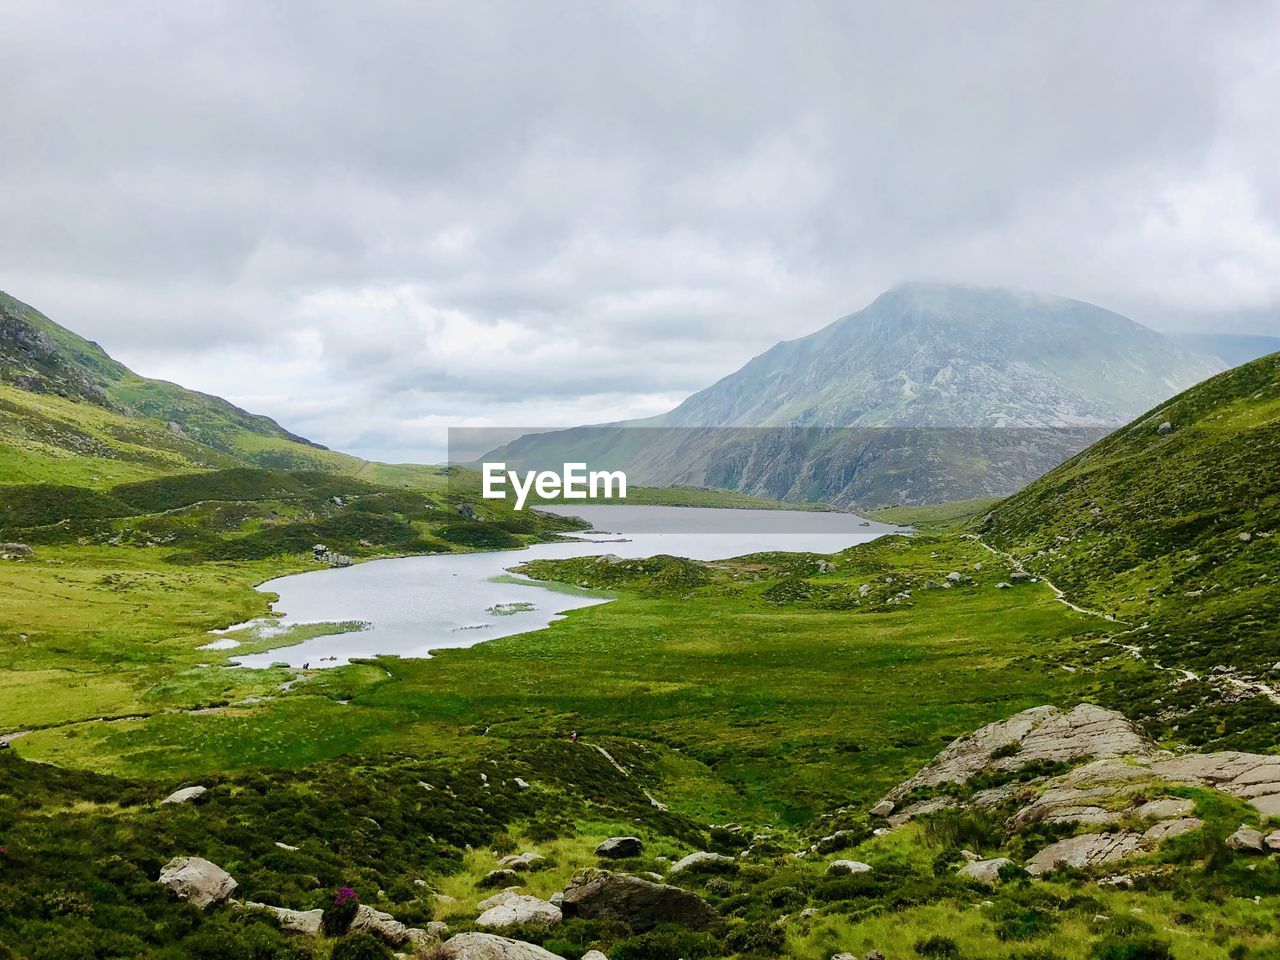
[0,303,1276,958]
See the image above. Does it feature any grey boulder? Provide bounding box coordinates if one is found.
[560,869,715,931]
[595,836,644,859]
[157,856,237,908]
[437,932,567,959]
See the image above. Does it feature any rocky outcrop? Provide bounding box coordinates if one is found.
[1026,832,1146,876]
[884,705,1154,805]
[958,858,1014,885]
[160,785,207,805]
[476,895,562,929]
[595,836,643,859]
[668,851,736,876]
[560,869,716,931]
[1146,753,1280,817]
[437,932,567,959]
[156,856,237,908]
[1143,817,1203,843]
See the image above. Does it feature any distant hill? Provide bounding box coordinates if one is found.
[1172,332,1280,368]
[488,283,1225,507]
[985,351,1279,674]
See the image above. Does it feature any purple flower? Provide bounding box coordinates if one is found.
[334,886,357,906]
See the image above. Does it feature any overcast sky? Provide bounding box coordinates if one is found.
[2,1,1278,462]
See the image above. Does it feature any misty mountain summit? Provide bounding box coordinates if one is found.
[656,282,1223,430]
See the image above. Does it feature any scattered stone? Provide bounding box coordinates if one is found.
[946,572,962,583]
[1264,831,1280,851]
[826,860,872,876]
[1157,421,1173,435]
[498,852,547,871]
[476,894,562,929]
[582,952,609,960]
[436,932,567,959]
[560,869,716,931]
[1143,817,1203,843]
[869,800,894,817]
[1239,531,1253,542]
[1226,825,1266,852]
[995,582,1011,589]
[595,836,644,859]
[160,785,207,805]
[350,903,411,945]
[242,901,323,935]
[1010,570,1033,583]
[668,851,736,876]
[832,954,857,960]
[958,858,1014,885]
[156,856,238,908]
[477,890,523,911]
[1026,832,1145,876]
[480,869,522,888]
[274,841,299,852]
[513,777,530,789]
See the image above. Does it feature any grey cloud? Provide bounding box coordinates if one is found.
[1,1,1277,462]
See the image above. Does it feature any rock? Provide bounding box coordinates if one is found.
[0,543,32,558]
[1143,817,1203,843]
[595,836,644,859]
[668,851,736,876]
[1264,830,1280,851]
[826,860,872,876]
[1026,832,1145,876]
[497,852,547,871]
[995,582,1011,589]
[160,785,207,805]
[560,869,716,931]
[1133,797,1195,820]
[1239,531,1253,542]
[582,952,609,960]
[867,951,886,960]
[869,800,894,817]
[476,895,562,929]
[242,901,323,935]
[1010,570,1033,583]
[1157,421,1173,435]
[958,858,1014,885]
[513,777,530,789]
[946,572,962,583]
[480,869,522,888]
[1226,825,1265,852]
[436,932,568,959]
[832,955,857,960]
[350,903,410,945]
[407,921,450,944]
[477,890,523,911]
[156,856,238,908]
[274,841,299,852]
[886,704,1156,806]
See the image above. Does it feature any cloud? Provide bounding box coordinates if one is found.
[1,0,1277,461]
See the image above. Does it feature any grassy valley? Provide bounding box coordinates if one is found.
[0,298,1277,960]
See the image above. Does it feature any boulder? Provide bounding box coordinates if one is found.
[477,890,523,911]
[668,851,736,876]
[1026,832,1145,876]
[156,856,238,908]
[407,922,450,945]
[160,785,207,805]
[582,952,609,960]
[349,903,410,945]
[869,800,894,817]
[957,858,1014,885]
[498,852,547,871]
[595,836,644,859]
[1157,421,1173,435]
[242,901,323,935]
[826,860,872,876]
[1143,817,1203,843]
[560,869,716,931]
[476,895,562,929]
[1226,825,1266,852]
[1009,570,1033,583]
[437,932,567,959]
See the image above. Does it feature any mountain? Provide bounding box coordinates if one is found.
[486,283,1225,507]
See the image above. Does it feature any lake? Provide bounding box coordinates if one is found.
[228,504,900,668]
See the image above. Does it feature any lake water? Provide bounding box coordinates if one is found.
[228,504,900,668]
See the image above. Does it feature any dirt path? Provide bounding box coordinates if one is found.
[963,534,1117,620]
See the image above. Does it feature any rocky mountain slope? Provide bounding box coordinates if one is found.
[488,284,1224,507]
